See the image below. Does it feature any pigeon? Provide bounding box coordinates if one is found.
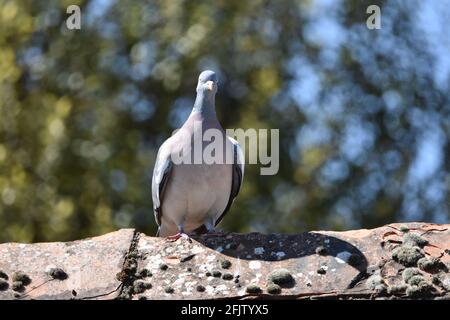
[152,70,244,240]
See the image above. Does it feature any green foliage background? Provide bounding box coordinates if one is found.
[0,0,449,242]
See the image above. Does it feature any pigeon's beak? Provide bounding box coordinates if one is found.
[205,81,215,91]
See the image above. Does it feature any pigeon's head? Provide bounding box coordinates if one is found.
[197,70,218,95]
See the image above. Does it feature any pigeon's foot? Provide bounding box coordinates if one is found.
[203,222,225,236]
[166,232,192,243]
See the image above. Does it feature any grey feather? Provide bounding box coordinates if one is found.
[151,150,173,227]
[215,138,244,226]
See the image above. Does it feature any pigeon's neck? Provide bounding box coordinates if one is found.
[192,91,217,120]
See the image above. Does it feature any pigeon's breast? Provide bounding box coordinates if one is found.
[170,162,232,228]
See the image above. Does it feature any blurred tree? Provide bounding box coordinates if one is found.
[0,0,448,242]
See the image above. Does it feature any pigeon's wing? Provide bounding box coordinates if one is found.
[214,137,245,226]
[151,143,173,228]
